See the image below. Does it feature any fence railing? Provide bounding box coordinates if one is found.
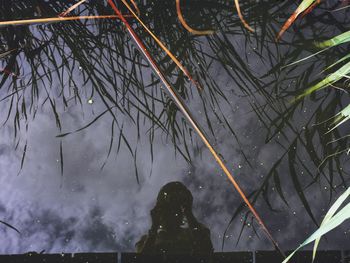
[0,250,348,263]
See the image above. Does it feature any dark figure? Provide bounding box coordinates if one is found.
[136,181,214,255]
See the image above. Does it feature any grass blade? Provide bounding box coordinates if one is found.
[59,141,64,177]
[288,140,318,226]
[19,141,27,174]
[0,220,20,234]
[56,107,114,137]
[322,53,350,72]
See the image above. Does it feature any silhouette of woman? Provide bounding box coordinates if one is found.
[136,181,213,254]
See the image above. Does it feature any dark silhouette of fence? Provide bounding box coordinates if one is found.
[0,251,348,263]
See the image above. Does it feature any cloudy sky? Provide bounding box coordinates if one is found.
[0,0,349,255]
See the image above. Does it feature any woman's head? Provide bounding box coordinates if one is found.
[156,181,193,207]
[153,181,193,229]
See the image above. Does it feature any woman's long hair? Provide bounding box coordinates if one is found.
[153,181,193,227]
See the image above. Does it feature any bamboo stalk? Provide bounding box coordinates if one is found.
[107,0,284,257]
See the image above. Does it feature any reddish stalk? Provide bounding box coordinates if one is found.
[107,0,284,257]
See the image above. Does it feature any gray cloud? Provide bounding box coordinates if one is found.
[0,89,349,253]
